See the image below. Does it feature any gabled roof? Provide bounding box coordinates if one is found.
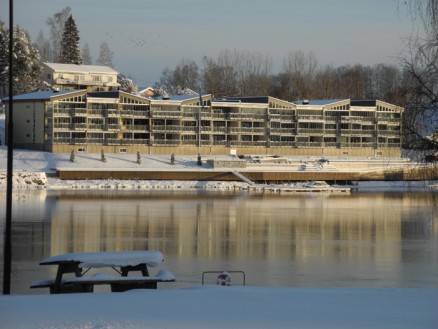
[42,62,118,75]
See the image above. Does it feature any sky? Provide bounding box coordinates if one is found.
[0,0,414,87]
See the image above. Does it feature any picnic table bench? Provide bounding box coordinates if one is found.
[30,251,175,294]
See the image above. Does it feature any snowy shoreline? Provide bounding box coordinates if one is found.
[1,286,437,329]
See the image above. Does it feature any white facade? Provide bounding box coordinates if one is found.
[41,63,120,92]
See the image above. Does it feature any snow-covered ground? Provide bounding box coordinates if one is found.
[1,286,437,329]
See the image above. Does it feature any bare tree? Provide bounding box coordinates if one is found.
[230,49,273,96]
[46,6,71,62]
[81,42,92,65]
[159,59,199,94]
[202,55,238,97]
[97,41,114,68]
[401,0,438,33]
[398,0,438,153]
[282,50,318,100]
[35,30,51,62]
[401,35,438,151]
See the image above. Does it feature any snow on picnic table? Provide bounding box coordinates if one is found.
[41,250,164,268]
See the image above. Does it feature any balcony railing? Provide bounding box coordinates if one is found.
[341,129,375,136]
[70,123,87,130]
[295,142,324,148]
[151,111,182,118]
[270,128,295,134]
[104,124,121,131]
[53,123,71,130]
[123,125,149,131]
[377,130,401,136]
[268,141,296,147]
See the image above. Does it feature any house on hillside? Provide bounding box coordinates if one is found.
[138,87,155,97]
[41,62,120,92]
[3,91,403,157]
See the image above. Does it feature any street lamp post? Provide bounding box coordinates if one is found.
[3,0,14,295]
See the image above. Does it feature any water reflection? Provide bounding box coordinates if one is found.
[1,190,437,293]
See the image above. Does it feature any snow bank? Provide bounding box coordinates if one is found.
[0,287,436,329]
[0,171,248,190]
[0,172,47,188]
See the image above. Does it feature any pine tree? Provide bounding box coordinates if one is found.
[60,15,82,65]
[0,22,42,96]
[101,149,106,162]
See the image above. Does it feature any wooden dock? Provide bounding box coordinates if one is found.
[56,164,438,183]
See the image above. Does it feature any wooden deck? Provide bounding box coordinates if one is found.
[56,165,438,183]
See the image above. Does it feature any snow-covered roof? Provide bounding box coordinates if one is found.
[293,99,346,106]
[4,90,82,102]
[155,94,201,102]
[43,62,118,75]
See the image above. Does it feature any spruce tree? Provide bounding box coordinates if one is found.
[60,15,82,65]
[0,22,42,96]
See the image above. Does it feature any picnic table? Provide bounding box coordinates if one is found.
[30,251,175,294]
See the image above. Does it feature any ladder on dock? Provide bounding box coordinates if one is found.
[232,171,255,185]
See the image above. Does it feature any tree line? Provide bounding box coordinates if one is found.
[157,50,406,106]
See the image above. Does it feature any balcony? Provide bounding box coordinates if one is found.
[104,124,121,131]
[123,125,149,132]
[229,140,267,147]
[151,111,182,118]
[341,129,375,136]
[377,130,401,136]
[377,143,401,148]
[297,115,324,122]
[153,140,182,146]
[269,141,296,147]
[70,108,87,116]
[103,109,118,117]
[296,128,324,135]
[53,123,71,130]
[87,124,105,131]
[270,128,295,135]
[341,116,375,123]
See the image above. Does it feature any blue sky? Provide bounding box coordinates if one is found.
[1,0,413,86]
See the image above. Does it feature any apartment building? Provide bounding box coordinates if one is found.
[5,90,403,157]
[41,62,120,92]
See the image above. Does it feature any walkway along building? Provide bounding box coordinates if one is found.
[5,90,403,157]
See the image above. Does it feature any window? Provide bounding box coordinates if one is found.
[119,148,127,153]
[92,75,102,82]
[107,76,113,82]
[78,148,85,152]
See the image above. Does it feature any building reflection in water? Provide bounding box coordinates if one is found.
[2,189,437,290]
[48,191,436,266]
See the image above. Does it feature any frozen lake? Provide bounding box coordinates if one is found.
[1,189,437,294]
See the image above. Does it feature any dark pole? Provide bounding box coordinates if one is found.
[3,0,13,295]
